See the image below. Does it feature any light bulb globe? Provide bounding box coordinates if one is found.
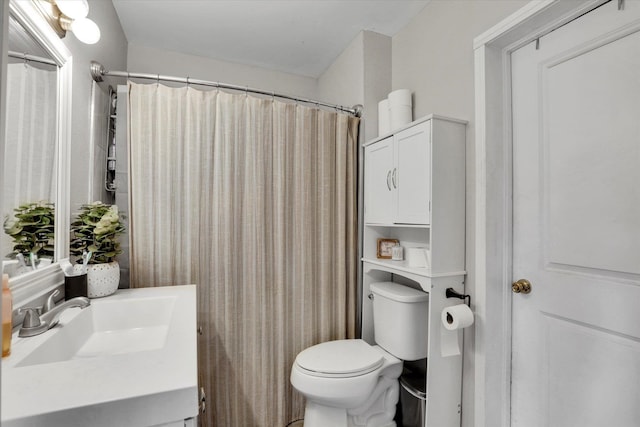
[70,18,101,44]
[56,0,89,19]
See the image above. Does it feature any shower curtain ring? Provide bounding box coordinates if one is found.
[186,76,190,88]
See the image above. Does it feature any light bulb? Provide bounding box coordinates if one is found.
[55,0,89,19]
[70,18,101,44]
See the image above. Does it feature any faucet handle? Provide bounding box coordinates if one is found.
[18,307,42,328]
[41,289,61,314]
[18,307,49,337]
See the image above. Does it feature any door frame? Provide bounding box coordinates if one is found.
[472,1,607,426]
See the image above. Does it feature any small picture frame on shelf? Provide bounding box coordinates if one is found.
[377,238,399,259]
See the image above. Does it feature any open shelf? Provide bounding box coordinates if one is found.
[362,257,466,279]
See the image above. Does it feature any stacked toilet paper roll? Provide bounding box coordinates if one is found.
[388,89,412,130]
[378,99,390,136]
[377,89,413,137]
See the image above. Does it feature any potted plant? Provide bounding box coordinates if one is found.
[3,201,55,271]
[70,202,125,298]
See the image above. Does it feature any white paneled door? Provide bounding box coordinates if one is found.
[510,2,640,426]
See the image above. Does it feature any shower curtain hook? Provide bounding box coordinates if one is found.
[245,85,249,98]
[186,76,190,89]
[23,52,28,68]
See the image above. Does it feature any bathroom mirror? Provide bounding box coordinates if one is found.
[1,0,71,299]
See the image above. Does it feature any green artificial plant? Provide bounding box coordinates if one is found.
[3,201,55,262]
[70,202,125,264]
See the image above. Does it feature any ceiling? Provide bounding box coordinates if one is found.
[111,0,430,78]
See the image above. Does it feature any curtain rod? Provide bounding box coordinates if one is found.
[90,61,362,117]
[8,50,57,66]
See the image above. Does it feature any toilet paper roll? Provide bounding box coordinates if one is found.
[441,304,474,331]
[388,88,412,106]
[388,89,412,130]
[390,106,412,131]
[378,99,390,136]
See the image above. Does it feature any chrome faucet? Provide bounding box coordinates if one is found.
[18,294,90,338]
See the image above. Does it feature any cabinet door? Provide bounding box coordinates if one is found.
[394,121,431,224]
[364,137,394,224]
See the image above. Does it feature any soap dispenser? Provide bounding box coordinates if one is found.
[2,274,12,357]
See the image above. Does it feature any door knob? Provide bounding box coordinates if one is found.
[512,279,531,294]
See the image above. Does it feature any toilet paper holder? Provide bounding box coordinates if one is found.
[445,288,471,307]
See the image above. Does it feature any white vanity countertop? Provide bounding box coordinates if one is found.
[1,285,199,427]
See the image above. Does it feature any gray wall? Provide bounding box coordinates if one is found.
[317,30,391,143]
[64,0,128,211]
[390,1,530,426]
[127,43,318,100]
[0,1,7,208]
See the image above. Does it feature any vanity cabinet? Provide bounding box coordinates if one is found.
[361,114,467,427]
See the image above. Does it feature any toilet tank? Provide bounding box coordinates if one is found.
[370,282,429,361]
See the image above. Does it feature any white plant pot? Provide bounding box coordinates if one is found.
[86,261,120,298]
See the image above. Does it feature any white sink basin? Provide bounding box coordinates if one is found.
[2,285,198,427]
[16,296,176,366]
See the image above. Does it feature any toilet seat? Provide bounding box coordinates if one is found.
[295,339,384,378]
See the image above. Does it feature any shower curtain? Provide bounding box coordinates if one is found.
[127,82,359,426]
[2,62,57,258]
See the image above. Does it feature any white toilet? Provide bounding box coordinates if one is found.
[290,281,429,427]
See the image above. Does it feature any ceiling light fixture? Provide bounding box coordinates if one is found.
[34,0,101,45]
[59,14,101,44]
[55,0,89,20]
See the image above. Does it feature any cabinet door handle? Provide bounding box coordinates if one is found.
[392,168,397,188]
[386,170,392,191]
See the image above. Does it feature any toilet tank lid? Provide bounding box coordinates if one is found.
[370,282,429,303]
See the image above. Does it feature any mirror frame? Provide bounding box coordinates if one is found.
[5,0,72,306]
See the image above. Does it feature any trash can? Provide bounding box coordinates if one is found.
[399,367,426,427]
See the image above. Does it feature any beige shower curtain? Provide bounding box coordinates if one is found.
[2,63,57,217]
[128,82,359,426]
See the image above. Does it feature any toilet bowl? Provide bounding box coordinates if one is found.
[290,339,402,427]
[291,282,429,427]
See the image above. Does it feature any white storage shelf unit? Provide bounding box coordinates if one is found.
[361,114,467,427]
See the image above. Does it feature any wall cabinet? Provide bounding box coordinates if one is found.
[361,115,467,427]
[363,115,466,276]
[364,121,431,225]
[364,137,394,223]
